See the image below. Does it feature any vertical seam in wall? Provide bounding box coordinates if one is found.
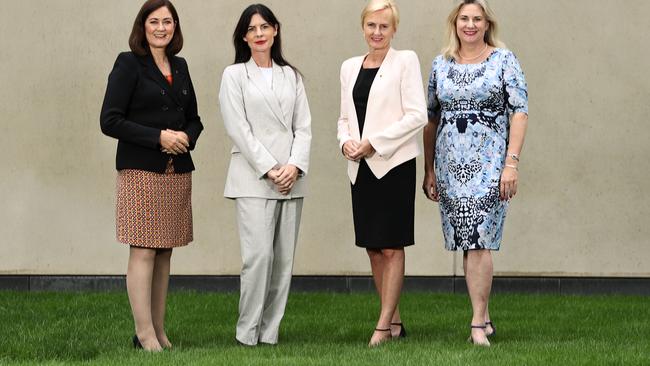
[345,276,350,294]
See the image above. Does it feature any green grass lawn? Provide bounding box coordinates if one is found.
[0,291,647,365]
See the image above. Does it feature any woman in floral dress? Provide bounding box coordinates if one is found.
[423,0,528,346]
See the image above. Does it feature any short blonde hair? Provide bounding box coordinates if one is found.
[361,0,399,29]
[441,0,505,60]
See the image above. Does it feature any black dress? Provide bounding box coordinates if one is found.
[351,67,415,249]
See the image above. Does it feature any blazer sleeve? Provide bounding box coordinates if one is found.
[100,53,161,149]
[368,51,427,159]
[219,67,278,179]
[287,74,312,174]
[336,60,353,150]
[179,58,203,150]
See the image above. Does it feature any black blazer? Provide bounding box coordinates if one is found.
[100,52,203,173]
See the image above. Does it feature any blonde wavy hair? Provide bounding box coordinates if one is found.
[361,0,399,29]
[441,0,505,60]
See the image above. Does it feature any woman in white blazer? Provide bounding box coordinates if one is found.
[219,4,311,346]
[337,0,427,347]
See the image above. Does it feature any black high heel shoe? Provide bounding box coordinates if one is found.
[368,328,392,347]
[485,321,496,337]
[132,335,143,349]
[391,322,407,338]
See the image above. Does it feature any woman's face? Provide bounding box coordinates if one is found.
[144,6,175,51]
[244,13,277,56]
[455,4,489,46]
[363,8,395,52]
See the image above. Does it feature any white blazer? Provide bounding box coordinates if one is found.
[219,58,312,199]
[337,48,427,184]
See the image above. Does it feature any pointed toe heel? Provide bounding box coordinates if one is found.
[468,324,490,347]
[486,321,496,337]
[391,322,407,338]
[132,335,143,349]
[369,328,392,347]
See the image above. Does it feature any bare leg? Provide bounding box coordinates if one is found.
[127,246,162,351]
[369,248,405,346]
[464,250,493,346]
[485,305,494,336]
[367,249,390,345]
[464,253,494,336]
[368,249,404,338]
[464,254,493,336]
[367,249,384,294]
[152,248,173,348]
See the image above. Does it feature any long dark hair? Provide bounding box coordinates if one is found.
[232,4,300,75]
[129,0,183,56]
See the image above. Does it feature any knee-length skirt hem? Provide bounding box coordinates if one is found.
[115,160,193,249]
[351,158,416,249]
[446,246,501,252]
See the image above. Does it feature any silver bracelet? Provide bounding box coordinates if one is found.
[505,164,518,171]
[507,153,520,162]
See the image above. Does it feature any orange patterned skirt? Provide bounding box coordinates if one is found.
[116,160,193,248]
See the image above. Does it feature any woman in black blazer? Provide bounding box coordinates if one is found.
[100,0,202,352]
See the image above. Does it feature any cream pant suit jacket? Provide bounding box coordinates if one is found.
[219,58,312,199]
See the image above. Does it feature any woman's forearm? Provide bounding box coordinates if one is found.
[423,117,439,175]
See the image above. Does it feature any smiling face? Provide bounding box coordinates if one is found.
[455,3,489,47]
[144,6,175,52]
[244,13,277,56]
[363,8,395,52]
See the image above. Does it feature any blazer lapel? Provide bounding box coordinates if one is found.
[141,54,181,105]
[169,57,189,103]
[347,56,365,139]
[272,62,294,129]
[363,48,396,138]
[245,58,286,127]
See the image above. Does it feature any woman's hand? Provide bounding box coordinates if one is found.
[267,165,299,195]
[342,140,361,161]
[422,171,439,202]
[348,139,375,161]
[160,129,189,155]
[500,166,518,201]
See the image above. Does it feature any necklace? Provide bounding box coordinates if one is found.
[458,43,488,62]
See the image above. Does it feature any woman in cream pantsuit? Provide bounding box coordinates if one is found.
[338,0,427,347]
[219,4,311,346]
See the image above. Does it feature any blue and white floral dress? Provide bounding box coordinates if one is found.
[427,48,528,251]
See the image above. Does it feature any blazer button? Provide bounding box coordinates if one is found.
[162,105,169,111]
[177,106,184,112]
[161,89,166,95]
[182,89,188,95]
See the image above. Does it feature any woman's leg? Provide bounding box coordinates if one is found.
[367,249,403,338]
[463,253,493,336]
[235,198,276,346]
[151,248,173,348]
[367,248,385,293]
[127,246,162,351]
[485,305,494,336]
[464,249,493,345]
[259,199,303,344]
[369,248,405,346]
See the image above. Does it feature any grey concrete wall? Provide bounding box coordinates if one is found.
[1,0,648,276]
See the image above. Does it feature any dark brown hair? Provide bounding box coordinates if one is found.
[232,4,300,76]
[128,0,183,56]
